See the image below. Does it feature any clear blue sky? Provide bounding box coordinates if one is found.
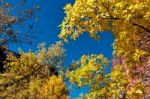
[8,0,114,98]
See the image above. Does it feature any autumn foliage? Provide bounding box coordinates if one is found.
[0,0,150,98]
[59,0,150,98]
[0,42,68,98]
[0,0,39,45]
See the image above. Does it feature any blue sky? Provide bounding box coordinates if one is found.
[8,0,114,98]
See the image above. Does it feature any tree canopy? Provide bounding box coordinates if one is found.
[0,0,149,98]
[59,0,150,98]
[0,42,68,98]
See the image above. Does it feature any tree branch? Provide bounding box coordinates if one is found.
[132,22,150,33]
[99,2,150,33]
[101,3,119,20]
